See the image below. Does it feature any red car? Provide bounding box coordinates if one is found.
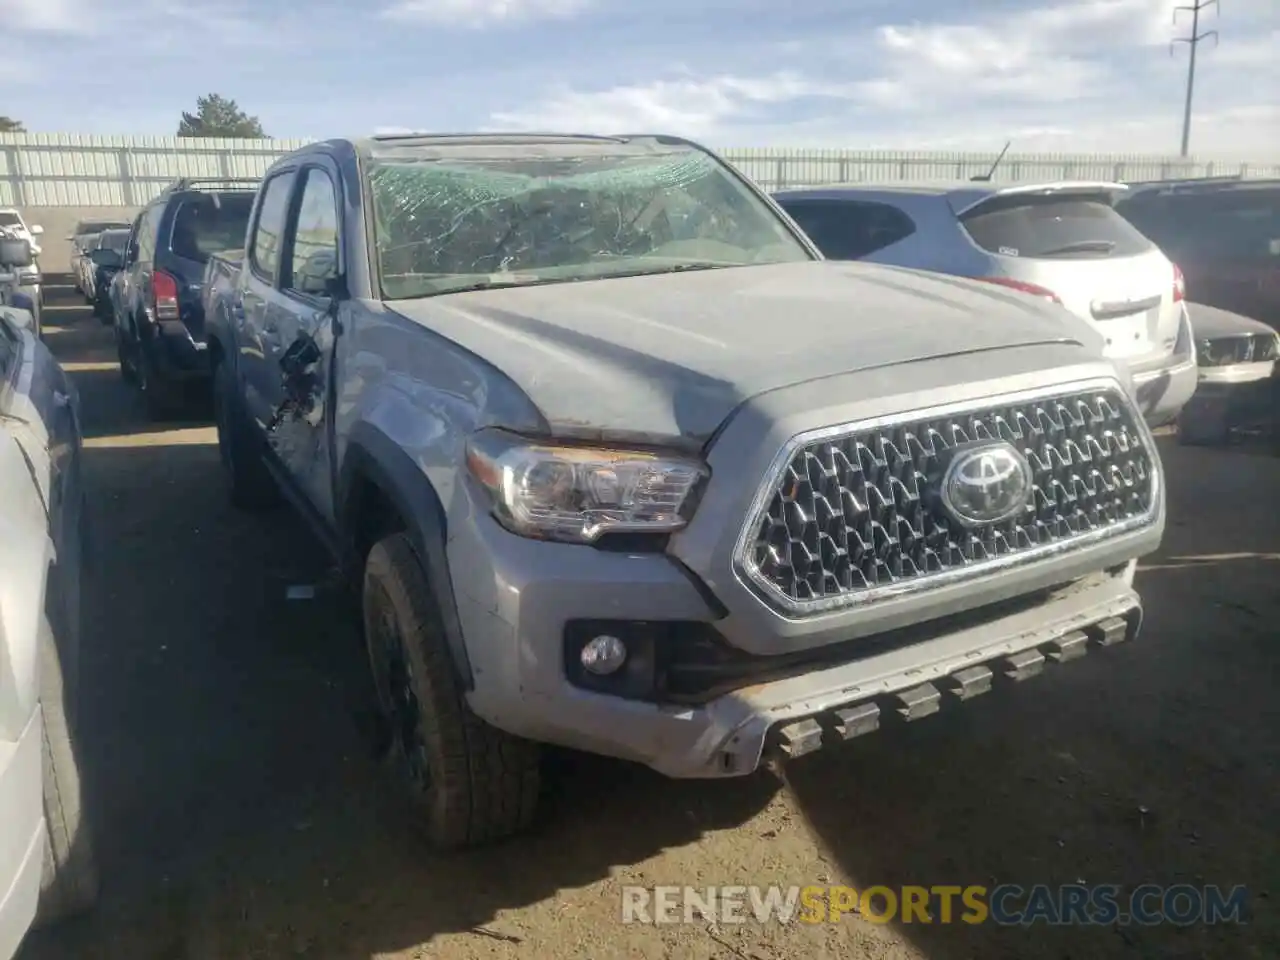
[1114,177,1280,331]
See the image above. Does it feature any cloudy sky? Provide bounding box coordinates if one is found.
[3,0,1277,155]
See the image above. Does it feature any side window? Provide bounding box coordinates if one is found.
[136,204,162,263]
[288,168,340,296]
[780,199,917,260]
[250,171,297,283]
[123,214,144,264]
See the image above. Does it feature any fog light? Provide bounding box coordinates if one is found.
[580,635,628,675]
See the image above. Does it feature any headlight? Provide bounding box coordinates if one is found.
[465,428,708,544]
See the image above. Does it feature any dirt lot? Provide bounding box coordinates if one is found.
[17,280,1280,960]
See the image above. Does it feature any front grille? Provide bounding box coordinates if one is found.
[739,382,1158,615]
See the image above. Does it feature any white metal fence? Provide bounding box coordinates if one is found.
[3,133,1279,206]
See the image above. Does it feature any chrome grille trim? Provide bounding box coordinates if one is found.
[733,378,1161,618]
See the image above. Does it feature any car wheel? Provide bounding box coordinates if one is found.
[363,533,541,849]
[137,338,181,420]
[32,625,99,928]
[115,328,138,385]
[213,358,279,510]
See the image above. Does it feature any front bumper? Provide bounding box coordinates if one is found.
[453,507,1143,778]
[450,361,1165,779]
[0,709,46,960]
[1182,362,1277,429]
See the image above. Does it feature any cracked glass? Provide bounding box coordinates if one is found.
[366,147,814,299]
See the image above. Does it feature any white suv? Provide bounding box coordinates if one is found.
[0,237,97,959]
[774,181,1199,427]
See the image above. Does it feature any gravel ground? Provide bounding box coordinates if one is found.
[17,281,1280,960]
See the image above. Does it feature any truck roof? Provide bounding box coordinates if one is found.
[1120,175,1280,198]
[289,132,711,164]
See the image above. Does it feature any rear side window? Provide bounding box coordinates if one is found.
[250,172,297,283]
[168,193,256,264]
[778,198,916,259]
[136,203,164,262]
[0,212,20,228]
[959,194,1154,259]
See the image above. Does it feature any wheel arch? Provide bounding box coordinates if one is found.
[337,422,474,688]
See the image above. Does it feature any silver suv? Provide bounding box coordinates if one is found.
[206,133,1167,848]
[0,236,97,959]
[774,181,1198,427]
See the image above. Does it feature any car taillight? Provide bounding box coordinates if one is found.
[1172,263,1185,303]
[974,276,1063,305]
[152,269,179,320]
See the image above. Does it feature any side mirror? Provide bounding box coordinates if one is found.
[28,225,43,236]
[0,237,34,269]
[296,248,339,296]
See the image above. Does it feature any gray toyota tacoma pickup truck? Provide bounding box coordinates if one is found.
[203,133,1165,849]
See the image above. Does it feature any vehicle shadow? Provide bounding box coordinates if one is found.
[784,439,1280,959]
[19,280,782,959]
[20,423,779,960]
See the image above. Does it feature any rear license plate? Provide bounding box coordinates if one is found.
[1099,312,1152,358]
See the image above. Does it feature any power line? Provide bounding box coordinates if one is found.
[1171,0,1220,158]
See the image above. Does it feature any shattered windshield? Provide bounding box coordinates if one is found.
[366,148,814,299]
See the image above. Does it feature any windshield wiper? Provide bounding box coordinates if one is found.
[588,262,738,281]
[396,262,739,299]
[399,275,572,299]
[1036,239,1117,256]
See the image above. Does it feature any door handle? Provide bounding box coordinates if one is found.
[53,390,71,409]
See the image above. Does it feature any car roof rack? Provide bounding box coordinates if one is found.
[158,176,262,196]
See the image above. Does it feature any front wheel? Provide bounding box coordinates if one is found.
[363,533,540,849]
[115,327,138,385]
[33,624,99,928]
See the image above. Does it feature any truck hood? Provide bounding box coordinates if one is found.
[1187,301,1277,340]
[387,260,1096,447]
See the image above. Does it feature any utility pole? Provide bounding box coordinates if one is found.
[1171,0,1219,157]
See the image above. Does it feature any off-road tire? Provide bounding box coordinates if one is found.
[363,533,540,849]
[213,358,279,510]
[32,626,99,927]
[115,329,137,385]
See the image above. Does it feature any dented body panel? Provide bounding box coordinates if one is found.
[206,133,1167,781]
